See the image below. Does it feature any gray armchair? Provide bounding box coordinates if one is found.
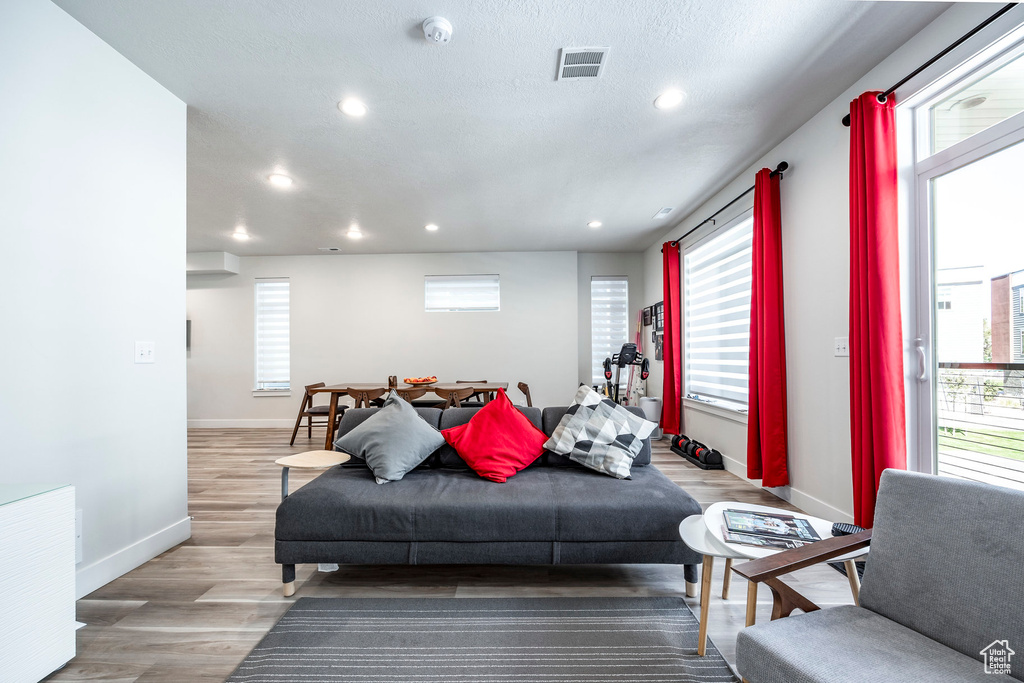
[733,469,1023,682]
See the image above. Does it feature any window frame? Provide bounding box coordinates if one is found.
[590,275,630,389]
[898,12,1024,475]
[424,274,501,312]
[681,208,754,415]
[253,277,291,395]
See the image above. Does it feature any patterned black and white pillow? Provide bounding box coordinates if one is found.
[544,385,657,478]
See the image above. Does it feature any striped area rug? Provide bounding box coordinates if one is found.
[227,596,737,683]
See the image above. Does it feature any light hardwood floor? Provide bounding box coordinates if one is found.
[47,429,857,682]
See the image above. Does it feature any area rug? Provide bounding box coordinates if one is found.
[227,596,738,682]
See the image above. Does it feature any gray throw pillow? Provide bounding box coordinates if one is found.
[543,385,657,479]
[333,391,445,484]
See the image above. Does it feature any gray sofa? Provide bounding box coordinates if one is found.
[275,404,703,596]
[736,470,1024,682]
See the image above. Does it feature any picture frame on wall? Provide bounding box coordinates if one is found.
[654,301,664,332]
[652,330,657,343]
[655,333,664,361]
[643,307,653,326]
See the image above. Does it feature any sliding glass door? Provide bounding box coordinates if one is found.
[906,31,1024,489]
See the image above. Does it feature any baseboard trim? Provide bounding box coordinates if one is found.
[719,452,853,523]
[75,516,191,599]
[188,419,295,428]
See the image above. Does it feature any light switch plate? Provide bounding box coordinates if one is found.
[834,337,849,357]
[135,341,155,364]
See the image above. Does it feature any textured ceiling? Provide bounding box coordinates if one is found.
[52,0,949,255]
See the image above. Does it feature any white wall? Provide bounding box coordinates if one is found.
[0,0,188,597]
[642,4,1011,521]
[187,252,580,424]
[577,253,646,388]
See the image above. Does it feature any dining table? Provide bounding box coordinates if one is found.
[308,381,509,450]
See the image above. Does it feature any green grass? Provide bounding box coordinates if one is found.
[938,426,1024,462]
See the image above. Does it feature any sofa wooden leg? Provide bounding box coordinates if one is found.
[683,563,699,597]
[282,564,296,597]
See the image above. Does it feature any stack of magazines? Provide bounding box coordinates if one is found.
[720,509,821,550]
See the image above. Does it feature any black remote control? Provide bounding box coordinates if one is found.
[832,522,865,537]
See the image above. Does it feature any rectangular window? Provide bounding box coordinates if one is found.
[254,278,290,391]
[684,213,754,406]
[425,275,500,312]
[591,276,629,387]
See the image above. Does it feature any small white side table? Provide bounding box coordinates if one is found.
[275,450,351,501]
[680,502,869,656]
[678,515,747,656]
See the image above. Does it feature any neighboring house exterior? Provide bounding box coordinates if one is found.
[990,269,1024,363]
[935,266,985,363]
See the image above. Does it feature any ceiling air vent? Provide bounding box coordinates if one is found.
[653,207,674,220]
[318,247,341,252]
[557,47,609,80]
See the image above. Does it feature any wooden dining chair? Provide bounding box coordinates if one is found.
[517,382,533,408]
[289,382,346,446]
[432,386,476,409]
[395,387,428,402]
[346,387,387,409]
[456,379,492,405]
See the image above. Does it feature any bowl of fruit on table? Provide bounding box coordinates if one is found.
[403,376,438,386]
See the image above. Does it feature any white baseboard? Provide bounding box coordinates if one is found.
[719,451,853,523]
[75,516,191,599]
[188,418,294,428]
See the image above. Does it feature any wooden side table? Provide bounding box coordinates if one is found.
[275,450,351,501]
[275,451,351,598]
[678,515,748,656]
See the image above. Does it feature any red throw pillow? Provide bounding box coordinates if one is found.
[441,389,547,482]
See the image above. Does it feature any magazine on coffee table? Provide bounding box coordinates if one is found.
[721,526,811,550]
[721,509,822,546]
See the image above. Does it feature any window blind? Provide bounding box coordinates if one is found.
[591,276,630,387]
[684,215,753,405]
[425,275,500,312]
[254,278,290,391]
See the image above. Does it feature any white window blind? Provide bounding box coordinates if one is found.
[684,214,753,405]
[591,276,629,387]
[254,278,290,391]
[425,275,500,312]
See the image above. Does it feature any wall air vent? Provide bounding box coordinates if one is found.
[653,207,674,220]
[557,47,610,80]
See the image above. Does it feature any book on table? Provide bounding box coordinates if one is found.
[720,508,822,550]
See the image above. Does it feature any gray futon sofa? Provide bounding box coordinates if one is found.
[275,404,703,595]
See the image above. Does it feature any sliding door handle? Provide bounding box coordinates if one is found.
[914,338,927,381]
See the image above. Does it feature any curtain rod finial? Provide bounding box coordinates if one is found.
[776,161,789,174]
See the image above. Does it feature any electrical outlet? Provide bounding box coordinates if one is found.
[834,337,849,357]
[75,509,83,564]
[134,341,155,364]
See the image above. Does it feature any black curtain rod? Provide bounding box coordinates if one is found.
[842,3,1017,127]
[666,161,788,248]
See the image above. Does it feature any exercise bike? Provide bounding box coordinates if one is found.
[602,343,650,405]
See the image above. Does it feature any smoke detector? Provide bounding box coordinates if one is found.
[423,16,453,44]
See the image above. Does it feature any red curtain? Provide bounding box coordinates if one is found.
[747,168,790,487]
[661,242,682,435]
[849,91,907,528]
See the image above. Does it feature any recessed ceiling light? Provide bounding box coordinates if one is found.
[339,98,368,117]
[587,221,602,229]
[425,223,439,232]
[952,95,987,110]
[346,223,363,239]
[267,173,293,188]
[654,89,686,110]
[232,229,250,241]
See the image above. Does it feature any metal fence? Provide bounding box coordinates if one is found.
[936,362,1024,491]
